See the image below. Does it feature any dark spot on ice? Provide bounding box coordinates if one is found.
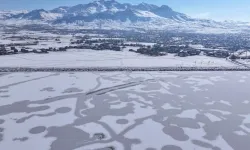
[96,146,115,150]
[41,87,55,92]
[106,146,115,150]
[146,148,157,150]
[55,107,72,114]
[212,146,222,150]
[0,90,8,93]
[63,88,83,93]
[29,126,46,134]
[0,128,4,132]
[0,133,3,142]
[13,137,29,142]
[0,119,4,124]
[192,140,213,148]
[45,126,91,150]
[140,105,148,108]
[130,138,141,144]
[163,126,189,141]
[161,145,182,150]
[94,133,106,140]
[0,95,10,98]
[116,119,129,124]
[81,110,86,115]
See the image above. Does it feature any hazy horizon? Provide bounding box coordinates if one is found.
[0,0,250,22]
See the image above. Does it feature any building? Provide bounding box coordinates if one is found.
[178,50,189,57]
[0,46,7,55]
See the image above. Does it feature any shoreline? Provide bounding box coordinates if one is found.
[0,67,250,72]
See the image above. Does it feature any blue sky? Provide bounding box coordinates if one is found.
[0,0,250,21]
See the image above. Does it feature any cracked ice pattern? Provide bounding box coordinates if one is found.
[0,71,250,150]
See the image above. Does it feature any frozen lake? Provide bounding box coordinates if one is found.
[0,71,250,150]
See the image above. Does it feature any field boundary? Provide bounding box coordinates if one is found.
[0,67,250,72]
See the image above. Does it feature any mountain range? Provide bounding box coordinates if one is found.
[0,0,249,33]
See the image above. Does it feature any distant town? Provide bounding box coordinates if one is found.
[1,26,250,70]
[1,28,250,58]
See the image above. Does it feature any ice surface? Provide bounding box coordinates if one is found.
[205,113,222,122]
[0,71,250,150]
[176,109,199,119]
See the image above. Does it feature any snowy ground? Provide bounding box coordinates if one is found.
[238,59,250,66]
[0,71,250,150]
[0,31,73,50]
[0,30,248,69]
[0,49,239,68]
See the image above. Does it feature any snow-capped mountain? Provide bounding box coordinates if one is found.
[5,0,192,22]
[0,10,28,19]
[1,0,250,32]
[10,9,63,21]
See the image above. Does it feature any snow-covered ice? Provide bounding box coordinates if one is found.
[0,71,250,150]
